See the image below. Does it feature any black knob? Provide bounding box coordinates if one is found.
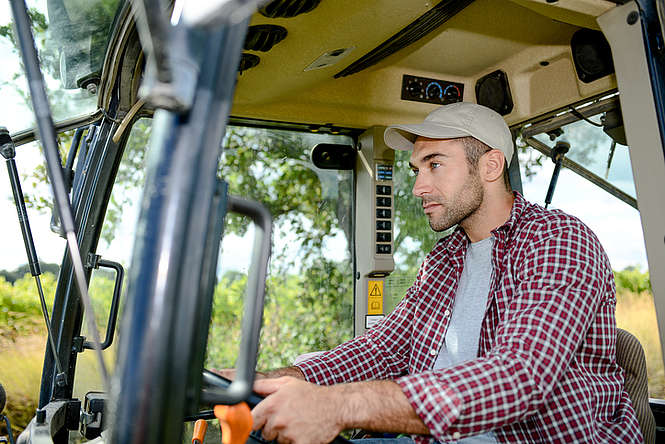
[406,81,421,98]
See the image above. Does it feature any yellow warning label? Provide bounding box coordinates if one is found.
[367,280,383,315]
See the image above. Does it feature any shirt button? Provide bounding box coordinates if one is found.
[444,309,451,317]
[429,349,437,356]
[452,432,461,439]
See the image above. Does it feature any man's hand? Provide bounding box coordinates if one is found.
[252,377,343,444]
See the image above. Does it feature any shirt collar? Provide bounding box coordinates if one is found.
[491,190,526,239]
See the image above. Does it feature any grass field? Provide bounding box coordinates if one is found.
[1,290,663,438]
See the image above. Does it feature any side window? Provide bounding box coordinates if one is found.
[0,138,66,437]
[518,104,664,398]
[205,127,355,370]
[73,119,151,398]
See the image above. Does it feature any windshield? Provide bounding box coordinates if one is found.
[0,0,122,133]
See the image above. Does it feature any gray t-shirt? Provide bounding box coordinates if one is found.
[433,236,498,444]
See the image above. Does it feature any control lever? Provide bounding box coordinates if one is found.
[544,141,570,209]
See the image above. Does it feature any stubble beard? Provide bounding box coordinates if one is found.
[425,171,484,232]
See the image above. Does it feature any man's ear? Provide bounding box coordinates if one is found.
[482,150,506,183]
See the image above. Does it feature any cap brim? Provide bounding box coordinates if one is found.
[384,124,471,150]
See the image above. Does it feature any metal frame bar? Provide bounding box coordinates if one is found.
[524,136,637,209]
[108,13,251,444]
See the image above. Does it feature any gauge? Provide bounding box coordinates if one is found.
[425,82,443,100]
[444,84,461,101]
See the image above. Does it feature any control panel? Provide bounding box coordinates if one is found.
[401,74,464,105]
[355,127,395,336]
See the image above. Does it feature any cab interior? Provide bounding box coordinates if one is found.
[4,0,665,443]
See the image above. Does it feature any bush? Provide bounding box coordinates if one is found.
[614,266,651,295]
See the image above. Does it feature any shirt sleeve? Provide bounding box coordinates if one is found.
[296,269,423,385]
[396,221,614,441]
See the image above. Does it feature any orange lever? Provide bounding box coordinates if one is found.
[192,419,208,444]
[214,403,253,444]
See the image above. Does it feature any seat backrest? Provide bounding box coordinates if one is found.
[616,328,656,444]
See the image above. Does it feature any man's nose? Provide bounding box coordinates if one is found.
[412,172,430,197]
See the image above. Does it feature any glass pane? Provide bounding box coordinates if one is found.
[205,127,355,371]
[0,138,66,437]
[73,118,150,397]
[519,132,662,398]
[0,0,122,133]
[532,117,636,199]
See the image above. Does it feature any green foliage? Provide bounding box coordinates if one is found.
[615,266,651,295]
[205,261,353,371]
[0,272,56,341]
[0,262,60,284]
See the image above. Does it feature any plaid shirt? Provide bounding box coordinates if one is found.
[297,192,642,443]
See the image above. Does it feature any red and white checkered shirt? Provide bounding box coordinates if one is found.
[297,192,642,443]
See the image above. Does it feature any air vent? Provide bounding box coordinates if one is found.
[335,0,474,78]
[239,53,261,73]
[259,0,322,18]
[245,25,288,52]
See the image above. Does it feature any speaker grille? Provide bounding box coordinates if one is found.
[475,70,513,116]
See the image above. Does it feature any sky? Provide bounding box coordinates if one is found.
[0,2,650,275]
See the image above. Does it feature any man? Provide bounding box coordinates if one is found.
[244,103,642,443]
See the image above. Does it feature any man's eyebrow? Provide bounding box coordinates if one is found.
[409,152,448,169]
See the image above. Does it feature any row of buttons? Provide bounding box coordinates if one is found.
[375,183,392,255]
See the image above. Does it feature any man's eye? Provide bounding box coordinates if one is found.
[430,162,440,169]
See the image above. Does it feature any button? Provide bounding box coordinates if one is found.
[444,309,451,317]
[376,220,391,230]
[376,196,392,207]
[376,244,391,254]
[452,432,461,440]
[376,232,391,242]
[376,208,391,219]
[429,349,437,356]
[376,185,392,195]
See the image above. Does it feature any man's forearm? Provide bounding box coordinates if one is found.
[262,366,305,379]
[334,379,429,435]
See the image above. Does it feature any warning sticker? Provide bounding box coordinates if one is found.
[367,280,383,315]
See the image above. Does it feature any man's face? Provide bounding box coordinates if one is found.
[409,137,484,232]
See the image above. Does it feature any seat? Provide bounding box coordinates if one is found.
[616,328,656,444]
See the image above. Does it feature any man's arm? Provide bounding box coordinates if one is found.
[211,366,305,381]
[251,377,429,444]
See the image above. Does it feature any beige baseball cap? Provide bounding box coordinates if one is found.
[383,102,514,162]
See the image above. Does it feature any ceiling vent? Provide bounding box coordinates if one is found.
[259,0,322,18]
[245,25,288,52]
